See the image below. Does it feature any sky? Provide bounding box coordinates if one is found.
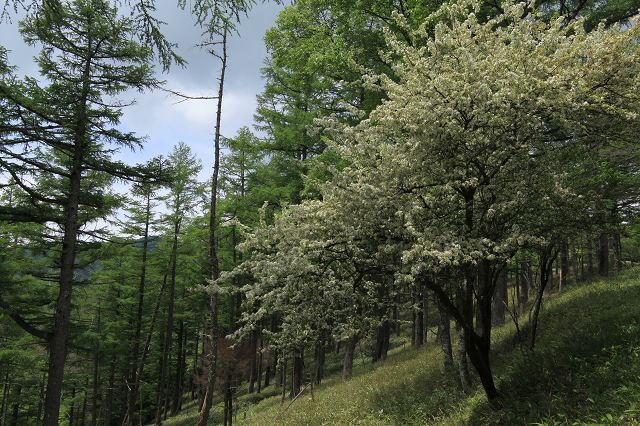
[2,0,286,181]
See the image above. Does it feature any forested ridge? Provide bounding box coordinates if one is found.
[1,0,640,425]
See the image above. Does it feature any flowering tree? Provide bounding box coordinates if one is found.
[327,1,640,402]
[224,0,640,406]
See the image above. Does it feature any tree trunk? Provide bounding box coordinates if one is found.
[197,25,227,426]
[415,298,425,347]
[314,340,325,385]
[105,353,116,426]
[559,239,568,292]
[491,268,507,325]
[587,237,594,276]
[43,44,92,426]
[80,385,88,426]
[436,298,455,376]
[172,320,185,414]
[256,337,264,394]
[290,351,303,398]
[455,289,473,395]
[342,337,357,380]
[9,384,20,426]
[248,331,258,394]
[156,218,180,424]
[529,248,557,350]
[91,330,99,426]
[1,371,9,426]
[125,191,152,425]
[598,232,609,276]
[612,232,622,273]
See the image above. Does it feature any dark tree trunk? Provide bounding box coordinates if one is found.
[314,340,325,385]
[9,384,20,426]
[491,268,507,326]
[125,191,152,425]
[248,331,258,394]
[559,239,568,292]
[455,287,473,394]
[105,353,116,426]
[257,336,264,394]
[1,371,9,425]
[342,337,357,380]
[373,321,390,361]
[198,26,227,426]
[172,320,185,414]
[587,237,594,276]
[42,44,93,426]
[80,385,88,426]
[156,218,180,424]
[598,232,609,276]
[612,232,621,273]
[69,385,76,426]
[415,297,425,347]
[91,331,99,426]
[290,352,303,398]
[436,298,455,376]
[529,247,557,350]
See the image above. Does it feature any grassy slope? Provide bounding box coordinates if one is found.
[165,269,640,425]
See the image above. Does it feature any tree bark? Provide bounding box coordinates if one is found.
[197,26,227,426]
[43,32,93,425]
[559,239,569,292]
[9,384,20,426]
[290,351,303,398]
[598,232,609,276]
[491,268,507,326]
[125,191,152,426]
[342,336,357,380]
[436,298,455,376]
[455,289,473,395]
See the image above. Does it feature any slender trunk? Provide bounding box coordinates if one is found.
[491,268,507,325]
[342,337,357,380]
[559,239,568,292]
[248,331,257,394]
[9,385,20,426]
[156,219,180,424]
[80,385,88,426]
[37,373,45,425]
[1,371,9,425]
[197,26,227,426]
[529,248,556,350]
[91,331,99,426]
[105,354,116,426]
[68,385,76,426]
[415,295,425,347]
[587,237,594,276]
[280,356,287,404]
[612,232,621,273]
[172,320,185,414]
[125,192,152,426]
[598,232,609,276]
[256,335,264,394]
[455,293,473,395]
[290,351,303,398]
[423,291,429,344]
[314,339,325,385]
[436,298,454,376]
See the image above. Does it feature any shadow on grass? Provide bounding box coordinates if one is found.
[369,273,640,425]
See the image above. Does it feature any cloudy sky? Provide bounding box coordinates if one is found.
[3,1,286,180]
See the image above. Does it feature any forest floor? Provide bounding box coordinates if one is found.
[163,269,640,425]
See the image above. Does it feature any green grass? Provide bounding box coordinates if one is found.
[164,269,640,425]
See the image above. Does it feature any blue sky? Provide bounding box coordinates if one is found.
[2,1,286,181]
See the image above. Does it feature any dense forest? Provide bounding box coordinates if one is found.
[1,0,640,425]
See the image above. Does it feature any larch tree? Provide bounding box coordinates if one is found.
[0,0,158,423]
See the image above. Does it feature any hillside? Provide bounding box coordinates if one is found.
[164,270,640,425]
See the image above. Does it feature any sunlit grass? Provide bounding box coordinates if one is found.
[163,269,640,425]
